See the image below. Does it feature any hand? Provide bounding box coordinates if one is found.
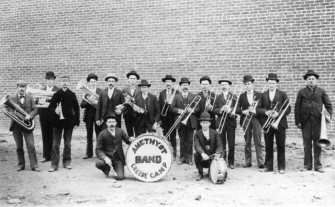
[271,111,279,119]
[242,109,249,115]
[201,153,210,161]
[297,123,301,129]
[96,120,101,126]
[115,108,122,115]
[178,109,185,114]
[74,125,79,129]
[186,107,193,113]
[206,104,213,111]
[24,115,31,120]
[38,98,46,105]
[265,110,271,116]
[55,107,61,115]
[92,100,98,105]
[129,136,136,142]
[103,156,112,167]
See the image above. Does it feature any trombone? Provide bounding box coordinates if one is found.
[270,99,291,130]
[180,95,201,125]
[230,86,243,117]
[204,90,218,113]
[76,80,99,108]
[216,86,237,134]
[161,86,179,116]
[262,102,279,133]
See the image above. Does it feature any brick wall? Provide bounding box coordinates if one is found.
[0,0,334,139]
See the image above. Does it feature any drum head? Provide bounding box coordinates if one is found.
[210,158,219,184]
[126,133,172,182]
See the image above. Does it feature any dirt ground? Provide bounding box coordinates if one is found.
[0,128,335,207]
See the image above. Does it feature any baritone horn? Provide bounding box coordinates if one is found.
[0,94,35,131]
[180,95,201,125]
[76,80,99,108]
[161,86,179,116]
[317,105,331,148]
[26,84,55,108]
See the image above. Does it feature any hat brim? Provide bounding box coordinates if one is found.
[103,115,119,122]
[303,74,319,80]
[266,78,279,82]
[105,76,118,82]
[218,80,232,85]
[200,78,212,84]
[127,72,140,80]
[162,78,176,82]
[243,79,255,84]
[198,118,212,122]
[87,76,98,82]
[179,81,190,85]
[45,75,56,79]
[138,84,151,87]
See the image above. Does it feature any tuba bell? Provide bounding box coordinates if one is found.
[0,94,35,131]
[26,84,55,108]
[76,80,99,108]
[317,105,331,148]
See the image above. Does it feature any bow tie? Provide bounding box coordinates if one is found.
[19,95,24,99]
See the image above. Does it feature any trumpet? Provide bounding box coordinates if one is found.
[262,102,279,133]
[317,105,331,148]
[0,94,35,131]
[56,102,65,120]
[180,95,201,125]
[76,80,99,108]
[204,90,218,113]
[26,84,55,108]
[270,99,291,130]
[161,86,179,117]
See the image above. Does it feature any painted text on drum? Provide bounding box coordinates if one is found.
[132,138,168,154]
[131,162,168,179]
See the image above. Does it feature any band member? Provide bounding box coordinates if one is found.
[196,76,216,129]
[257,73,291,174]
[236,75,264,169]
[213,77,237,169]
[134,79,160,136]
[39,71,59,163]
[96,73,125,130]
[122,70,141,136]
[48,75,80,172]
[170,77,200,165]
[194,112,223,181]
[159,75,179,158]
[294,70,333,173]
[7,80,40,172]
[80,73,102,159]
[95,114,135,180]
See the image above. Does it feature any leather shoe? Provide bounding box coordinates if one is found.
[188,161,193,165]
[258,165,265,169]
[228,164,235,169]
[300,168,312,172]
[279,170,285,174]
[242,164,251,168]
[83,156,92,159]
[196,173,203,181]
[259,168,273,172]
[17,166,25,171]
[48,168,57,172]
[315,168,325,173]
[32,167,41,172]
[41,158,51,163]
[64,165,72,170]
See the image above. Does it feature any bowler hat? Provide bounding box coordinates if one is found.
[138,79,151,87]
[60,75,70,80]
[200,76,212,84]
[105,73,118,82]
[243,75,255,84]
[87,73,98,82]
[179,77,191,85]
[103,113,119,122]
[218,76,232,85]
[45,71,56,79]
[162,75,176,82]
[303,70,319,80]
[198,112,212,122]
[266,73,279,82]
[17,80,27,87]
[126,70,140,80]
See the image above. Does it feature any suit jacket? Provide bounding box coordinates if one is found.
[170,92,200,129]
[257,89,291,129]
[196,91,216,129]
[48,88,80,128]
[122,85,141,118]
[38,85,59,121]
[95,127,131,165]
[159,88,180,123]
[213,92,237,128]
[95,87,124,122]
[294,86,333,126]
[9,93,38,131]
[134,92,160,125]
[236,90,262,126]
[80,88,102,122]
[194,128,223,155]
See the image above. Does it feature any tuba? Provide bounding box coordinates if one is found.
[317,105,331,148]
[0,94,35,131]
[161,86,179,116]
[76,80,99,108]
[26,84,55,108]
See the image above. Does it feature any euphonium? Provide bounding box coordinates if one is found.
[161,86,179,117]
[270,99,291,130]
[0,94,35,131]
[76,80,99,108]
[26,84,55,108]
[316,105,331,148]
[180,95,201,125]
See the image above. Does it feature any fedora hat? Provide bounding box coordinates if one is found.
[87,73,98,82]
[103,113,119,122]
[138,79,151,87]
[266,73,279,82]
[105,73,118,82]
[303,70,319,80]
[45,71,56,79]
[179,77,191,85]
[199,76,212,84]
[243,75,255,84]
[126,70,140,80]
[162,75,176,82]
[198,112,212,122]
[17,80,27,87]
[218,76,232,85]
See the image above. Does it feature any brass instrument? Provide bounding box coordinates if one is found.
[204,90,218,113]
[56,102,65,120]
[270,99,291,130]
[317,105,331,148]
[76,80,99,108]
[0,94,35,131]
[115,93,145,115]
[217,94,233,134]
[230,86,243,117]
[161,86,179,116]
[26,84,55,108]
[262,102,279,133]
[180,95,201,125]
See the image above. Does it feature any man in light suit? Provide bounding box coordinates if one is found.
[295,70,333,173]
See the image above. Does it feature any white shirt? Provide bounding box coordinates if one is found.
[108,128,115,137]
[142,93,148,100]
[247,90,254,105]
[18,94,25,104]
[222,91,228,100]
[202,130,210,140]
[269,89,276,101]
[89,87,96,93]
[46,86,53,92]
[166,89,172,97]
[108,87,115,99]
[182,92,188,98]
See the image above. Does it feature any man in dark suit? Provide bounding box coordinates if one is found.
[133,79,160,136]
[6,80,40,172]
[80,73,102,159]
[95,114,135,180]
[194,112,223,181]
[96,73,125,130]
[122,70,141,137]
[159,75,179,158]
[257,73,291,174]
[213,77,237,169]
[236,75,264,169]
[170,77,200,165]
[295,70,333,173]
[196,76,216,129]
[48,75,80,172]
[38,71,59,163]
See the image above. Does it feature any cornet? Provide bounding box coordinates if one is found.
[161,86,179,117]
[56,102,65,120]
[26,84,55,108]
[76,80,99,108]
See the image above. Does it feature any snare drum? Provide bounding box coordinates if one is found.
[126,133,172,182]
[209,154,228,184]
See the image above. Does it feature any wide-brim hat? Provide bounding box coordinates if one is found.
[266,73,279,82]
[17,80,27,87]
[105,73,118,82]
[87,73,98,82]
[138,79,151,87]
[243,75,255,84]
[179,77,191,85]
[198,112,212,121]
[162,75,176,82]
[126,70,140,80]
[218,76,232,85]
[303,70,319,80]
[103,113,119,122]
[45,71,56,79]
[199,76,212,84]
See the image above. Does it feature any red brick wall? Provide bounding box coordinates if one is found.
[0,0,334,139]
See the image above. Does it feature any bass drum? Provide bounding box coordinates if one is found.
[209,154,228,184]
[126,133,172,182]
